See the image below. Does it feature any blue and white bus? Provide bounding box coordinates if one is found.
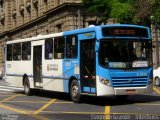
[5,24,153,102]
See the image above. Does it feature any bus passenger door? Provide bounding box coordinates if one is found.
[80,39,96,94]
[33,46,42,88]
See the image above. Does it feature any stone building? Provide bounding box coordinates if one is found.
[151,24,160,68]
[0,0,102,68]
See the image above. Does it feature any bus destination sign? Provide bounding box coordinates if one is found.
[113,29,135,35]
[102,27,149,38]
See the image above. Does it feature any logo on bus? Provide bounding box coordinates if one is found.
[129,79,133,83]
[47,64,58,71]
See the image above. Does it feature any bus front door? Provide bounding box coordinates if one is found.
[80,40,96,94]
[33,45,42,88]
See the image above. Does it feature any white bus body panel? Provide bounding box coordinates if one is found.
[6,32,64,91]
[6,61,32,87]
[42,59,64,92]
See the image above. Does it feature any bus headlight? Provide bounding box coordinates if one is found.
[99,77,110,86]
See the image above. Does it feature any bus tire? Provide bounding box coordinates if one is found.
[70,80,82,103]
[24,77,32,96]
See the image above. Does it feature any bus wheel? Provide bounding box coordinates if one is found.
[24,77,32,96]
[70,80,82,103]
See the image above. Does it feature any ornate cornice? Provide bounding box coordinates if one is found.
[12,8,16,19]
[0,3,83,39]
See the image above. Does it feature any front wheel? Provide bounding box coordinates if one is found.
[70,80,82,103]
[24,77,32,96]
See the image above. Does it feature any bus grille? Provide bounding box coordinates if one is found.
[112,77,148,87]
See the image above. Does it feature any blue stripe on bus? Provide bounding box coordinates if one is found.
[43,76,69,80]
[6,74,70,80]
[6,74,33,77]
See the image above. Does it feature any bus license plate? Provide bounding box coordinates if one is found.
[126,90,136,95]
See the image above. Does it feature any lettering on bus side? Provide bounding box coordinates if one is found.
[137,72,147,77]
[79,32,95,40]
[47,64,58,71]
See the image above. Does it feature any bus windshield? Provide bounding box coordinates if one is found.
[99,39,152,69]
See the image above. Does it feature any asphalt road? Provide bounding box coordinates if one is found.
[0,80,160,120]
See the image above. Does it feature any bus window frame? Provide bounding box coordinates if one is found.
[22,42,31,61]
[6,44,13,61]
[13,43,22,61]
[54,37,65,59]
[45,38,53,60]
[66,35,78,59]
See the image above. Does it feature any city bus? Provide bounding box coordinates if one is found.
[5,24,153,103]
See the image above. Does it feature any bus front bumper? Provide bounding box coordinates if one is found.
[97,84,153,96]
[114,85,153,96]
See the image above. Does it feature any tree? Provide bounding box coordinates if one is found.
[82,0,160,26]
[132,0,154,26]
[82,0,111,19]
[152,0,160,24]
[109,1,133,23]
[82,0,133,24]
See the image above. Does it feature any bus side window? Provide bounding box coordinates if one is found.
[7,44,12,61]
[13,43,21,61]
[66,35,78,58]
[22,42,31,60]
[45,38,53,59]
[54,37,65,59]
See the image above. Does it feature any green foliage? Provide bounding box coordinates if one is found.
[82,0,109,13]
[152,0,160,23]
[110,2,133,23]
[82,0,160,26]
[82,0,133,24]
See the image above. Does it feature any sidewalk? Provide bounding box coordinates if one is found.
[0,79,23,92]
[0,79,10,86]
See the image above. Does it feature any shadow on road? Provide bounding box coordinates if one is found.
[81,95,160,106]
[14,90,160,106]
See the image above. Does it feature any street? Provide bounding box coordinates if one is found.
[0,80,160,120]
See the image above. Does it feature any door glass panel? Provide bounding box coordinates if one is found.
[33,46,42,86]
[80,40,96,93]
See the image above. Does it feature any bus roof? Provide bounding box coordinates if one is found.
[6,24,150,44]
[63,24,150,35]
[6,32,63,44]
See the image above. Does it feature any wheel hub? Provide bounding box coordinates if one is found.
[72,86,79,98]
[24,83,29,93]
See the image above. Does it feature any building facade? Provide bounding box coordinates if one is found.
[0,0,103,68]
[151,24,160,68]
